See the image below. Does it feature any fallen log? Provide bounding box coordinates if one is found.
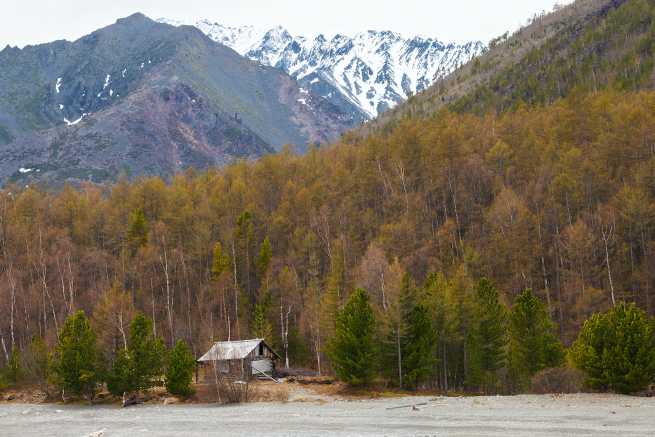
[122,392,142,408]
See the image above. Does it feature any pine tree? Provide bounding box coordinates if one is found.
[51,311,102,400]
[571,302,655,394]
[166,339,196,397]
[319,241,346,345]
[402,304,436,389]
[257,237,273,282]
[106,349,132,396]
[235,211,255,300]
[127,208,149,253]
[466,278,507,393]
[130,313,166,390]
[328,288,377,386]
[381,273,416,388]
[508,289,564,392]
[383,273,437,389]
[252,301,273,342]
[107,313,165,396]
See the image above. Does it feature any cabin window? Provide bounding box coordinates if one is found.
[258,343,264,356]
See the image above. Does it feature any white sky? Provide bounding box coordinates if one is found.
[2,0,574,48]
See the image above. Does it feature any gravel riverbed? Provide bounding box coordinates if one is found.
[1,393,654,436]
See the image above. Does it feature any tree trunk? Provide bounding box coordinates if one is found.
[396,325,403,389]
[160,239,174,345]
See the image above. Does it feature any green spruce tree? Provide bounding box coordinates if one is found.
[328,288,377,386]
[127,208,149,253]
[107,313,166,396]
[166,339,196,397]
[51,311,102,400]
[252,301,273,342]
[508,289,564,392]
[381,273,416,388]
[402,304,436,389]
[571,302,655,394]
[106,349,132,396]
[466,278,507,393]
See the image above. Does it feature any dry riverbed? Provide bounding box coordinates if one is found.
[1,393,654,436]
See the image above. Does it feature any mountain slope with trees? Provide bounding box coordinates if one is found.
[0,14,357,186]
[370,0,654,129]
[0,88,654,393]
[1,0,655,396]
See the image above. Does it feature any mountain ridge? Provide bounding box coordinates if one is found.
[159,18,485,119]
[0,13,357,185]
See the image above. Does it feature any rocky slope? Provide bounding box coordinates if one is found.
[0,14,357,185]
[160,19,485,119]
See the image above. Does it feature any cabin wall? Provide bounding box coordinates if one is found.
[196,340,278,382]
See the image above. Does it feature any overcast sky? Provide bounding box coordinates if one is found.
[3,0,574,48]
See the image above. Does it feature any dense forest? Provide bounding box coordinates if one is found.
[1,87,655,393]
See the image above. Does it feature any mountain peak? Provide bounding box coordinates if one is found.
[160,19,485,118]
[116,12,153,26]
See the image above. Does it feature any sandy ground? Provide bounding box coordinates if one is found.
[1,393,654,437]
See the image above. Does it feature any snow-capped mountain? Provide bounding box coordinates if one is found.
[160,19,486,119]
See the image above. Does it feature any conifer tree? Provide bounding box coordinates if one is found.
[571,302,655,394]
[51,311,102,400]
[381,273,416,388]
[466,278,507,393]
[320,241,346,343]
[107,313,166,396]
[127,208,149,253]
[106,349,132,396]
[508,289,564,392]
[422,273,457,391]
[166,339,196,397]
[402,304,436,389]
[383,273,437,389]
[252,301,273,342]
[129,313,166,390]
[328,288,377,386]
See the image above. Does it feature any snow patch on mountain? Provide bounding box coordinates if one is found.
[159,18,485,118]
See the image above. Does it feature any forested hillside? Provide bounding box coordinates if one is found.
[1,88,654,391]
[371,0,655,128]
[2,0,655,395]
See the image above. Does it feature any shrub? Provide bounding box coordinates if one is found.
[530,367,585,394]
[571,302,655,394]
[22,336,50,392]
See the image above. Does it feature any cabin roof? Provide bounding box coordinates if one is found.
[198,338,280,362]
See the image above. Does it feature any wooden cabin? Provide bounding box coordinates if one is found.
[197,339,280,382]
